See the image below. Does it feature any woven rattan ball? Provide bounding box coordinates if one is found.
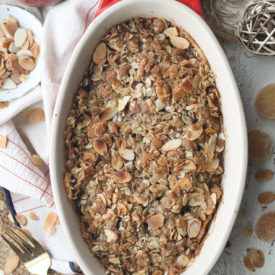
[238,1,275,56]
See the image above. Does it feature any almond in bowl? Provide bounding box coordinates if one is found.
[64,17,224,274]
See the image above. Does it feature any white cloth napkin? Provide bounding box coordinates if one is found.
[0,0,100,273]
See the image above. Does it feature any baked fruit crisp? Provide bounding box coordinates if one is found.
[64,17,224,274]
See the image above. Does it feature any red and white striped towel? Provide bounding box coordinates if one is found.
[0,0,100,273]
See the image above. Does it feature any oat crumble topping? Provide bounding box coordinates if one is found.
[64,17,224,274]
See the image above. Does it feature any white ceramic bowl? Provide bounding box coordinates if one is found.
[50,0,248,274]
[0,4,42,101]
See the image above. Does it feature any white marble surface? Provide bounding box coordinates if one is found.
[210,42,275,275]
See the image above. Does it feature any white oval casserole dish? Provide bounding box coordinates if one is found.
[50,0,248,274]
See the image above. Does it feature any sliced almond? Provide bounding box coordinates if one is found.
[243,254,255,272]
[21,40,29,50]
[255,83,275,119]
[162,139,181,151]
[93,42,107,65]
[31,154,44,166]
[170,36,190,49]
[104,229,118,243]
[177,178,193,190]
[16,214,27,226]
[4,254,19,274]
[8,42,20,54]
[10,71,21,84]
[255,169,273,182]
[109,257,120,264]
[174,160,196,172]
[176,255,189,267]
[188,218,201,238]
[111,155,124,170]
[118,96,130,112]
[206,158,219,172]
[88,122,105,137]
[247,249,264,268]
[148,213,164,230]
[164,27,178,37]
[248,129,273,160]
[44,212,58,235]
[255,211,275,242]
[30,42,40,58]
[29,212,39,221]
[92,138,107,156]
[114,170,132,183]
[0,135,8,148]
[119,148,135,161]
[16,49,32,57]
[14,28,27,47]
[1,21,18,39]
[26,29,33,47]
[258,192,275,204]
[98,106,117,122]
[3,38,13,49]
[186,124,203,141]
[18,54,35,70]
[26,108,45,124]
[1,78,16,89]
[0,101,8,108]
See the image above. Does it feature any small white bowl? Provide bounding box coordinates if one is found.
[50,0,248,274]
[0,4,42,101]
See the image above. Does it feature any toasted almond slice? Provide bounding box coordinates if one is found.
[30,43,40,58]
[18,54,35,70]
[186,124,203,141]
[17,49,32,57]
[8,42,20,54]
[176,255,189,267]
[255,211,275,242]
[29,212,39,221]
[1,21,18,38]
[10,71,21,84]
[1,78,16,89]
[247,249,264,268]
[188,218,201,238]
[31,154,44,166]
[162,139,181,151]
[255,169,273,182]
[0,135,7,148]
[14,28,27,47]
[4,254,19,274]
[44,212,58,235]
[104,229,118,243]
[243,254,255,272]
[206,158,219,172]
[255,84,275,119]
[26,29,33,47]
[148,213,164,230]
[16,214,27,226]
[114,170,132,183]
[92,138,107,156]
[98,106,117,122]
[26,108,45,124]
[7,15,18,26]
[3,38,13,49]
[93,42,107,65]
[109,257,120,264]
[177,177,192,190]
[118,148,135,161]
[8,213,14,223]
[118,96,130,112]
[170,36,189,49]
[111,155,124,170]
[21,40,29,50]
[0,101,8,108]
[164,27,178,37]
[258,192,275,204]
[248,129,273,160]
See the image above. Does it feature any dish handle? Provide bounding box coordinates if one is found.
[94,0,203,18]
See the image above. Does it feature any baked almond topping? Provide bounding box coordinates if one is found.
[64,17,224,274]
